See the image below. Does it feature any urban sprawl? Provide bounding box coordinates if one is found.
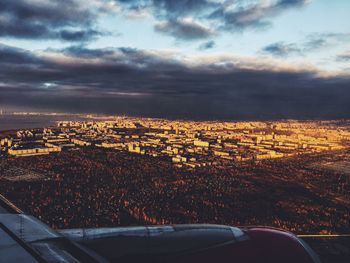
[1,117,350,234]
[1,118,350,168]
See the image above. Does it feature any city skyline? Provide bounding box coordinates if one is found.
[1,0,350,119]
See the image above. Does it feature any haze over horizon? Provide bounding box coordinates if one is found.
[1,0,350,120]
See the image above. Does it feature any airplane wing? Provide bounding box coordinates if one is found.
[0,194,104,263]
[0,193,349,263]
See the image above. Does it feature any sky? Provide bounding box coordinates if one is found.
[0,0,350,120]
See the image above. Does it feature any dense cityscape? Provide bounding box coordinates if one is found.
[0,117,349,235]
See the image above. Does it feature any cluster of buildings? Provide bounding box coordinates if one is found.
[1,117,349,168]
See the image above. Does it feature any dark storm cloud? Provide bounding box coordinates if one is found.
[262,42,301,57]
[151,0,214,17]
[0,0,107,41]
[0,0,312,42]
[0,43,40,63]
[303,32,350,50]
[154,19,215,40]
[119,0,214,17]
[337,51,350,62]
[208,0,309,31]
[116,0,310,40]
[261,32,350,57]
[59,29,103,42]
[1,43,350,119]
[198,40,216,50]
[303,38,327,50]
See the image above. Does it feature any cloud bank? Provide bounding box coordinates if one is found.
[0,0,313,42]
[0,0,116,41]
[1,43,349,119]
[118,0,312,40]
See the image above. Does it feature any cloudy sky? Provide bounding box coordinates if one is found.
[1,0,350,119]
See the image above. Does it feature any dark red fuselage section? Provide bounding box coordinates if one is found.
[171,227,319,263]
[61,225,320,263]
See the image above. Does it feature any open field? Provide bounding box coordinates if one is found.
[1,167,48,182]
